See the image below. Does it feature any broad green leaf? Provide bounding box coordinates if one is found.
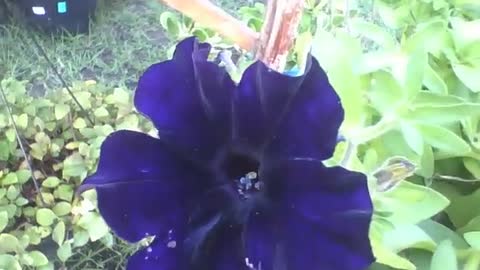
[94,107,109,118]
[450,17,480,50]
[54,104,70,120]
[416,124,471,155]
[78,212,109,241]
[62,153,87,178]
[399,121,423,155]
[54,184,74,202]
[353,50,395,75]
[368,71,405,114]
[424,64,448,94]
[371,240,416,270]
[419,144,434,178]
[0,233,19,253]
[73,118,87,129]
[5,128,15,142]
[1,172,18,185]
[36,208,57,226]
[160,12,181,37]
[464,158,480,178]
[73,230,90,247]
[418,219,469,249]
[430,240,458,270]
[452,62,480,92]
[464,232,480,249]
[350,18,397,48]
[404,20,450,57]
[28,251,48,266]
[377,181,449,225]
[6,185,19,200]
[52,221,65,246]
[42,177,61,188]
[53,202,72,216]
[0,140,9,161]
[57,242,72,262]
[0,254,21,270]
[382,224,436,252]
[0,211,7,233]
[405,49,427,98]
[16,113,28,129]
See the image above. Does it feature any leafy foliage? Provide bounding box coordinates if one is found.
[0,79,153,269]
[161,0,480,269]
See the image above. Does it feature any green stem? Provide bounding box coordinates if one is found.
[348,116,397,146]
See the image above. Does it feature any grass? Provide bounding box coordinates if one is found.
[0,0,251,96]
[0,0,250,268]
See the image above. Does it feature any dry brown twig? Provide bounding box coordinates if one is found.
[159,0,305,72]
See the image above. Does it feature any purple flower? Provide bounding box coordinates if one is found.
[80,37,375,270]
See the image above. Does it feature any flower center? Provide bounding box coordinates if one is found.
[221,152,262,199]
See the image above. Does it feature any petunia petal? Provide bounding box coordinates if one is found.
[233,56,343,160]
[264,57,344,161]
[256,159,374,270]
[232,61,305,155]
[134,37,235,164]
[80,130,208,242]
[127,237,181,270]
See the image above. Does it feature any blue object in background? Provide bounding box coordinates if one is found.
[57,1,67,14]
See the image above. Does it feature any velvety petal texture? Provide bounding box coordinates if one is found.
[81,36,375,270]
[244,159,374,270]
[82,130,207,242]
[233,57,344,161]
[134,37,235,164]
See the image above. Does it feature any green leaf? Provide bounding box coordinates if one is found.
[16,170,31,184]
[404,49,427,98]
[54,184,74,202]
[399,121,423,155]
[368,71,405,114]
[0,140,10,161]
[52,202,72,216]
[452,62,480,92]
[62,153,87,178]
[16,113,28,129]
[416,124,471,155]
[57,242,72,262]
[42,177,61,188]
[52,221,65,246]
[94,107,109,118]
[1,173,18,185]
[0,211,7,233]
[430,240,458,270]
[28,251,48,266]
[419,144,434,178]
[424,64,447,94]
[404,20,449,58]
[464,158,480,178]
[5,128,15,142]
[73,118,87,129]
[0,233,19,253]
[418,219,469,249]
[354,50,395,75]
[383,224,436,252]
[350,18,397,48]
[0,254,21,270]
[160,11,180,37]
[54,104,70,120]
[377,181,449,225]
[36,208,57,227]
[6,185,19,200]
[464,232,480,249]
[73,230,90,247]
[77,212,109,241]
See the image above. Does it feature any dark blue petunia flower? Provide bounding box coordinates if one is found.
[80,37,375,270]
